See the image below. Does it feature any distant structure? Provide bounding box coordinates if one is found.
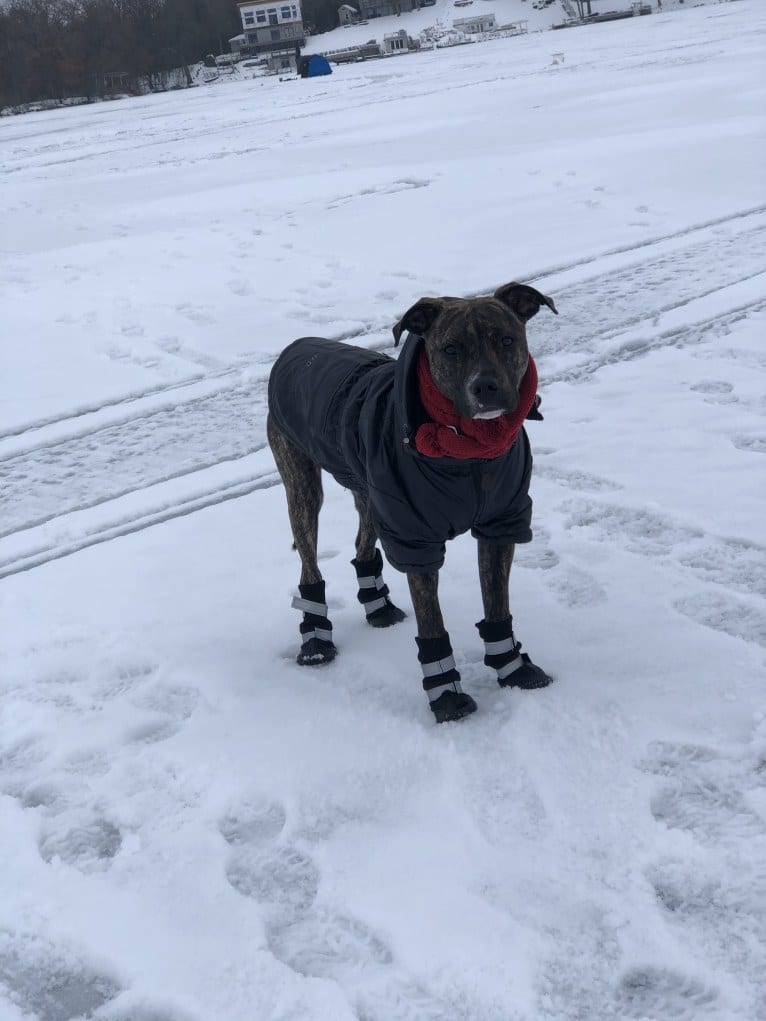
[232,0,306,67]
[357,0,418,20]
[453,12,496,34]
[338,4,360,25]
[554,0,652,26]
[383,28,412,52]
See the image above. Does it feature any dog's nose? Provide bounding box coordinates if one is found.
[470,374,500,402]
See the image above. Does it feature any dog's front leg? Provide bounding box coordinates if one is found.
[407,572,477,723]
[476,539,552,690]
[477,539,514,622]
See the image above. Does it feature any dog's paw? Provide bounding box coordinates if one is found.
[429,689,478,724]
[498,654,553,690]
[296,638,337,666]
[366,600,407,628]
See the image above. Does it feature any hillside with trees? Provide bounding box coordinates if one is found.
[0,0,241,108]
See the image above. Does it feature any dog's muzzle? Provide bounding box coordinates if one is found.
[467,372,515,420]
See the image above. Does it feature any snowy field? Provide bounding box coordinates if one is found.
[301,0,670,56]
[1,1,765,1019]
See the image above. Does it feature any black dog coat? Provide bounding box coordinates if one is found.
[268,334,534,575]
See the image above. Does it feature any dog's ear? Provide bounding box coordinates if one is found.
[494,283,558,322]
[392,298,445,346]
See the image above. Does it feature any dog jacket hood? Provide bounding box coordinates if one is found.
[268,334,534,574]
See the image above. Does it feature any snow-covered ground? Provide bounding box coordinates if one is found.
[1,2,765,1019]
[302,0,720,56]
[302,0,573,55]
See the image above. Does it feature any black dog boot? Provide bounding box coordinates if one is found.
[292,581,336,665]
[476,617,552,689]
[416,633,477,723]
[352,549,406,628]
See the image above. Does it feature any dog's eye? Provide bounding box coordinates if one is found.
[443,344,458,356]
[501,336,516,348]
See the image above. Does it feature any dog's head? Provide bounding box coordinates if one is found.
[393,282,557,420]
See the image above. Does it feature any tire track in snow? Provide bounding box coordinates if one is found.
[544,292,766,386]
[0,382,271,538]
[2,213,763,576]
[0,470,280,580]
[0,365,237,443]
[3,204,763,453]
[2,291,759,547]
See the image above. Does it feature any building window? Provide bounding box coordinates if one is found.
[256,11,266,21]
[244,11,254,24]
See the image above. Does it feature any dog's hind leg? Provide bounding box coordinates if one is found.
[267,414,336,665]
[350,491,406,629]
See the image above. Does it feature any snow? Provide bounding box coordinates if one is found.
[302,0,561,54]
[1,1,765,1019]
[302,0,717,54]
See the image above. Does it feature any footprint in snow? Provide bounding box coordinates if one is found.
[673,591,766,648]
[650,782,764,844]
[62,747,112,778]
[641,739,766,847]
[0,737,48,797]
[515,524,606,607]
[535,463,622,493]
[639,741,718,776]
[0,936,121,1021]
[458,743,548,847]
[731,432,766,454]
[38,813,122,873]
[356,978,468,1021]
[226,845,319,920]
[614,966,720,1020]
[219,796,287,846]
[98,1001,202,1021]
[562,498,766,602]
[647,857,766,1011]
[125,718,182,745]
[220,801,460,1020]
[91,661,157,701]
[220,797,318,922]
[126,682,200,745]
[268,905,392,978]
[20,778,72,811]
[689,380,738,404]
[550,564,607,608]
[639,739,766,1015]
[518,524,560,570]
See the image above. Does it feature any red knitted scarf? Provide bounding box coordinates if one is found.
[415,350,538,459]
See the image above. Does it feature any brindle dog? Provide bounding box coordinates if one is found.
[267,282,557,721]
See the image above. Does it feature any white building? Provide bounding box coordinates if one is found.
[453,13,497,34]
[235,0,306,60]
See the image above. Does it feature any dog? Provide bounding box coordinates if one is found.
[267,282,558,722]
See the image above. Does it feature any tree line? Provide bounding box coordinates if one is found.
[0,0,241,108]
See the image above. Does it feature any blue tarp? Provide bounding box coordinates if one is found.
[306,54,332,77]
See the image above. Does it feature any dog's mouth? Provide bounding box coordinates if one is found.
[472,408,506,420]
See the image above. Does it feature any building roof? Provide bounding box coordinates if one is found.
[454,13,495,22]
